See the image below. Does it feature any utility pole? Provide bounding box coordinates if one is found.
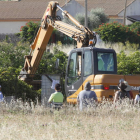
[123,0,127,25]
[85,0,88,27]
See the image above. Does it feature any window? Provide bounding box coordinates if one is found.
[67,52,82,85]
[97,52,114,71]
[84,51,92,76]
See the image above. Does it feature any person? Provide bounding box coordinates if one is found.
[77,82,98,111]
[48,83,64,110]
[0,85,4,102]
[114,81,131,103]
[98,56,105,71]
[123,81,133,99]
[134,87,140,104]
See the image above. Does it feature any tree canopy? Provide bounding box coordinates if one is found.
[0,41,67,100]
[63,8,109,30]
[117,51,140,75]
[95,21,140,46]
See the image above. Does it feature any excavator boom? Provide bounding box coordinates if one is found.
[19,1,96,81]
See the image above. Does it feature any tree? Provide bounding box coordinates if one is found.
[63,8,109,30]
[0,41,30,69]
[0,66,40,101]
[19,21,40,43]
[117,51,140,75]
[89,8,109,30]
[19,21,74,45]
[37,47,67,75]
[129,21,140,33]
[0,41,67,100]
[95,22,140,45]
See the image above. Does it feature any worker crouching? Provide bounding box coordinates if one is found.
[77,82,98,111]
[114,81,131,104]
[48,83,64,110]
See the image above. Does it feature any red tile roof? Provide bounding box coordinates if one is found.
[76,0,135,16]
[0,0,135,21]
[0,0,70,20]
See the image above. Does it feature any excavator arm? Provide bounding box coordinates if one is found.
[20,1,96,81]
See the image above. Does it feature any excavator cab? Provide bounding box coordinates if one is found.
[65,47,117,102]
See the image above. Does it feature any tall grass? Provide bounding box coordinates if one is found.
[49,41,139,56]
[0,99,140,140]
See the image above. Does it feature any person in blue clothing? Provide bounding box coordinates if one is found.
[0,85,3,102]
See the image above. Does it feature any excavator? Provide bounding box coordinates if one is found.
[20,1,140,103]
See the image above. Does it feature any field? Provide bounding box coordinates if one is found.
[0,99,140,140]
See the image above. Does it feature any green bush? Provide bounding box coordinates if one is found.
[95,21,140,45]
[19,21,74,45]
[0,41,30,68]
[0,41,67,100]
[20,21,40,43]
[129,21,140,33]
[37,46,67,75]
[117,51,140,75]
[63,8,108,30]
[0,67,40,101]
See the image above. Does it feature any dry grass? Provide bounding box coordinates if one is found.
[48,42,139,56]
[0,99,140,140]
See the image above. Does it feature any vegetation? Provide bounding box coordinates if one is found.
[1,39,140,99]
[19,21,40,44]
[63,8,109,30]
[117,51,140,75]
[95,21,140,46]
[18,21,75,45]
[0,68,40,101]
[0,41,67,100]
[0,99,140,139]
[38,47,67,75]
[129,21,140,33]
[0,41,30,68]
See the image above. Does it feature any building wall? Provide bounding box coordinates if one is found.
[0,21,27,34]
[126,19,133,25]
[118,0,140,17]
[57,0,85,19]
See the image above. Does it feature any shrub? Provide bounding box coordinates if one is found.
[63,8,109,30]
[37,47,67,75]
[0,41,30,68]
[20,21,40,43]
[129,21,140,33]
[95,21,140,45]
[0,67,40,101]
[117,51,140,74]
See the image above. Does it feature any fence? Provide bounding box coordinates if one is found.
[0,34,21,44]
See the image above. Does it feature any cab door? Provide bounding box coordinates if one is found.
[65,50,83,97]
[83,48,93,82]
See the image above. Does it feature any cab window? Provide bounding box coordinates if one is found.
[97,52,114,71]
[84,51,92,76]
[67,52,82,85]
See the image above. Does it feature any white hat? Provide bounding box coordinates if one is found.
[124,81,131,91]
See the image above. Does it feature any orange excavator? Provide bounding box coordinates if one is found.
[20,1,140,103]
